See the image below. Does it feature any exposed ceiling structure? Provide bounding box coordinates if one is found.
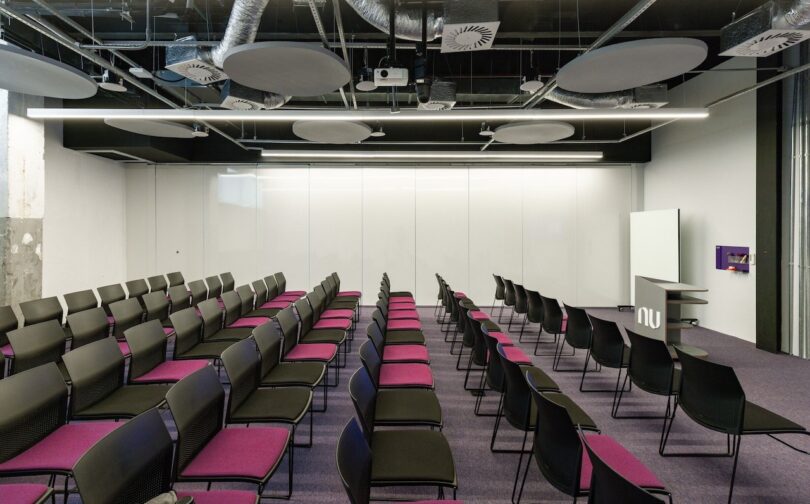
[1,0,807,164]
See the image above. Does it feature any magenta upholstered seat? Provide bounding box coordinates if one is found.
[321,308,355,319]
[130,360,209,384]
[470,311,490,321]
[274,294,302,302]
[382,345,430,363]
[285,343,337,362]
[180,427,289,480]
[313,318,351,330]
[453,292,467,299]
[0,423,120,473]
[227,316,270,329]
[501,346,532,365]
[106,315,115,325]
[487,332,514,346]
[579,434,666,491]
[378,363,434,388]
[1,343,13,357]
[338,290,362,297]
[283,290,307,297]
[387,310,420,320]
[386,319,422,331]
[180,490,258,504]
[261,300,290,309]
[562,314,568,332]
[389,297,415,304]
[388,304,417,312]
[162,327,175,336]
[117,341,131,356]
[1,483,51,504]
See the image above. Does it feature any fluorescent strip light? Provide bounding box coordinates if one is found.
[260,150,604,161]
[27,108,709,122]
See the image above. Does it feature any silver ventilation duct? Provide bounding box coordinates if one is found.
[343,0,444,41]
[547,85,669,109]
[721,0,810,57]
[206,0,271,68]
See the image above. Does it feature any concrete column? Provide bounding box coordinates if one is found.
[0,90,45,306]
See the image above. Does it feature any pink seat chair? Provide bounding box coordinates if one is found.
[125,320,209,384]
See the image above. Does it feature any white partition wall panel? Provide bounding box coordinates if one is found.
[124,164,156,280]
[257,166,309,290]
[414,169,469,304]
[155,165,205,281]
[309,167,363,295]
[362,169,416,299]
[468,168,524,304]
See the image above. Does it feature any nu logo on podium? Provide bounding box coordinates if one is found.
[636,306,662,329]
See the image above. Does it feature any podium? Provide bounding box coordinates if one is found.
[634,276,707,346]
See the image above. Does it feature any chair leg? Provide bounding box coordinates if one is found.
[516,444,532,504]
[534,331,560,356]
[510,429,531,504]
[507,310,514,331]
[728,436,742,504]
[490,296,497,316]
[498,302,505,322]
[518,315,527,341]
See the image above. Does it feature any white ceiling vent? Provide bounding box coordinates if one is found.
[440,0,500,53]
[220,81,288,110]
[721,1,810,57]
[165,36,228,84]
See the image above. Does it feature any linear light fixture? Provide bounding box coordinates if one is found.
[260,150,604,161]
[26,108,709,122]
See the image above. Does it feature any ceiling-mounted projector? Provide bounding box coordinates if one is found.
[374,67,409,87]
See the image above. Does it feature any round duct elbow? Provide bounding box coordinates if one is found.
[547,88,639,109]
[264,92,290,110]
[343,0,444,42]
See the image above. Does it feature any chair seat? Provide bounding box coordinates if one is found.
[385,331,426,345]
[483,320,501,332]
[389,291,414,298]
[338,290,362,297]
[285,343,338,362]
[175,340,235,360]
[131,360,209,383]
[743,401,807,433]
[180,490,259,504]
[470,311,490,321]
[370,430,456,486]
[375,389,442,427]
[387,310,420,320]
[379,363,434,388]
[313,318,351,330]
[231,387,313,424]
[0,483,51,504]
[1,343,13,357]
[117,341,131,357]
[283,290,307,297]
[382,344,430,363]
[228,317,270,329]
[580,434,665,491]
[300,329,346,345]
[453,292,467,299]
[487,332,514,346]
[525,366,561,392]
[162,327,175,337]
[542,392,596,431]
[261,301,290,309]
[0,423,120,473]
[205,328,252,342]
[73,384,171,419]
[247,308,281,318]
[499,346,532,365]
[181,427,289,480]
[329,301,358,310]
[261,362,326,387]
[387,319,422,331]
[321,309,355,319]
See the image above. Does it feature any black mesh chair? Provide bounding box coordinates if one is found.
[19,296,63,327]
[474,324,529,417]
[350,366,442,429]
[534,294,564,356]
[142,291,174,334]
[166,271,185,287]
[165,366,293,499]
[66,307,114,351]
[72,408,259,504]
[62,337,170,420]
[221,339,313,447]
[5,320,67,376]
[168,284,191,313]
[169,307,235,364]
[109,298,145,341]
[97,283,126,316]
[125,279,149,308]
[512,283,529,334]
[64,289,98,316]
[220,272,235,293]
[188,279,208,308]
[553,304,593,372]
[197,298,251,342]
[205,275,223,300]
[125,320,208,384]
[492,274,506,319]
[147,274,168,293]
[662,347,809,503]
[0,305,18,363]
[582,316,630,410]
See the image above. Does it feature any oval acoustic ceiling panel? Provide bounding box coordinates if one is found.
[104,118,197,138]
[493,121,575,144]
[556,38,708,93]
[293,120,372,144]
[223,42,351,97]
[0,44,97,99]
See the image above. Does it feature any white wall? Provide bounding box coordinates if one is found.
[42,122,127,296]
[126,164,635,306]
[643,57,757,342]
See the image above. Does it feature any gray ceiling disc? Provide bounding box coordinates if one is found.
[0,44,97,99]
[223,42,350,97]
[493,121,575,144]
[556,38,708,93]
[292,120,372,144]
[104,118,196,138]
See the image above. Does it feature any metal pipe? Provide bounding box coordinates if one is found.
[79,0,152,50]
[332,0,358,109]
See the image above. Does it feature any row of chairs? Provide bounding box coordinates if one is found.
[436,274,672,503]
[491,273,810,503]
[337,274,461,504]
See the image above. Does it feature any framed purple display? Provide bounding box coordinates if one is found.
[716,246,750,273]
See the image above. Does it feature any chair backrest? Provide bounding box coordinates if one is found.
[294,298,315,335]
[205,275,222,299]
[97,284,126,315]
[0,304,18,347]
[540,295,564,334]
[358,340,382,387]
[109,298,144,339]
[514,284,529,314]
[497,343,533,430]
[527,373,583,497]
[580,428,663,504]
[371,310,387,334]
[221,291,243,326]
[331,272,342,290]
[526,289,544,324]
[64,289,98,316]
[6,320,66,375]
[188,279,208,307]
[169,308,203,356]
[165,366,225,476]
[197,299,224,340]
[253,279,269,306]
[503,278,516,306]
[274,272,288,294]
[125,320,169,381]
[0,363,68,464]
[66,307,109,349]
[588,315,627,367]
[493,274,506,300]
[467,313,489,367]
[142,291,170,323]
[315,283,332,306]
[480,325,506,392]
[125,279,149,306]
[147,274,168,293]
[626,329,676,396]
[675,346,745,434]
[253,322,283,379]
[166,271,185,287]
[306,291,326,319]
[220,272,235,293]
[563,304,592,349]
[336,418,373,504]
[348,367,378,442]
[221,338,261,421]
[168,285,191,313]
[73,408,174,504]
[275,307,300,356]
[366,323,386,360]
[264,275,280,300]
[62,337,125,417]
[322,278,338,302]
[236,284,255,316]
[19,296,63,326]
